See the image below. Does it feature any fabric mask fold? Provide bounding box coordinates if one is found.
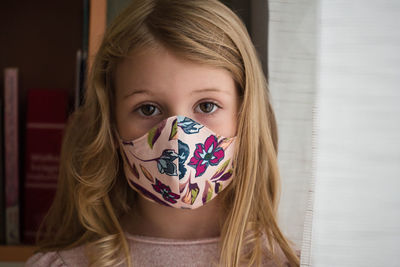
[119,115,237,209]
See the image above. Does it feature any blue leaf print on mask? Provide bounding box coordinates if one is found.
[157,149,178,176]
[177,116,204,134]
[178,140,190,179]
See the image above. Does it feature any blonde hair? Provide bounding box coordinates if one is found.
[36,0,300,266]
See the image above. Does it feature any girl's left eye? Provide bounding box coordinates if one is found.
[195,102,219,114]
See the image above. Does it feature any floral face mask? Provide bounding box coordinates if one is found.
[119,115,237,209]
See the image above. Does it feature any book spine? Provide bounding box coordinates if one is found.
[23,89,67,244]
[74,49,83,110]
[0,100,4,244]
[74,0,89,110]
[23,127,64,244]
[4,68,20,245]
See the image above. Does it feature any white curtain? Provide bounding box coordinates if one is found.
[268,0,400,266]
[267,0,317,254]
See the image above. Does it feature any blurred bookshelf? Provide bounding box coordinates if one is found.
[0,0,83,262]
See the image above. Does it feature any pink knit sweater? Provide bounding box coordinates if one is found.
[26,232,295,266]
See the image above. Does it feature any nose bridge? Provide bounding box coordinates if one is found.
[164,94,191,119]
[161,68,195,119]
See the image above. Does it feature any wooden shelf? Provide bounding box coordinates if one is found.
[0,246,37,262]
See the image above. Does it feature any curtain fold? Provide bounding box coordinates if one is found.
[267,0,318,258]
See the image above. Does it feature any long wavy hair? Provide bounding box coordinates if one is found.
[36,0,300,266]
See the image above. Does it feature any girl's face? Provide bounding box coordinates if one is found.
[115,45,240,141]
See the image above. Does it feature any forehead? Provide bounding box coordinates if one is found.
[114,46,236,98]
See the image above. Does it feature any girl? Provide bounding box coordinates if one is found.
[26,0,300,266]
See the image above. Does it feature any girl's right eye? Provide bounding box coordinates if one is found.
[137,104,161,117]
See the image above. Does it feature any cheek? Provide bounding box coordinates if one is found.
[210,97,239,138]
[115,104,163,140]
[219,94,239,138]
[218,112,237,138]
[115,102,139,140]
[115,106,128,139]
[202,109,237,138]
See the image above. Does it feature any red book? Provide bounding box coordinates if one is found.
[23,89,68,244]
[4,68,20,244]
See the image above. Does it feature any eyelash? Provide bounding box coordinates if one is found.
[134,103,161,117]
[195,101,220,114]
[134,100,221,117]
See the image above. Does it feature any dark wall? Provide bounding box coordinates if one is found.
[0,1,83,230]
[0,0,83,108]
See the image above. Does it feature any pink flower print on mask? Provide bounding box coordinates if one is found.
[188,135,225,177]
[152,178,180,204]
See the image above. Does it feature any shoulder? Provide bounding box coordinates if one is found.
[25,245,88,267]
[25,251,66,267]
[260,237,301,267]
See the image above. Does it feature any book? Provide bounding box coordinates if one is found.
[0,100,4,244]
[74,0,90,111]
[74,49,83,110]
[23,89,68,244]
[4,67,20,245]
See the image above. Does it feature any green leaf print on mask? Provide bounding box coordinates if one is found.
[169,118,178,140]
[182,184,199,205]
[191,187,199,205]
[202,180,213,204]
[210,159,230,180]
[147,119,166,149]
[215,182,222,194]
[182,173,200,205]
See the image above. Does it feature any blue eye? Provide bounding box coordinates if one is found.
[196,102,219,114]
[137,104,161,117]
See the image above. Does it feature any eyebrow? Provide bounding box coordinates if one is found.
[123,87,230,99]
[123,89,153,99]
[192,88,230,94]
